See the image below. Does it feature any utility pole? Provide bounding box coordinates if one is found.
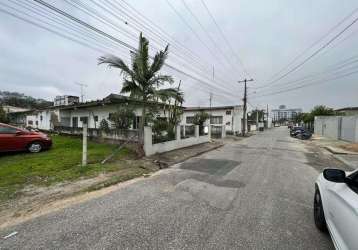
[238,78,254,136]
[266,104,269,128]
[75,82,88,103]
[256,107,259,130]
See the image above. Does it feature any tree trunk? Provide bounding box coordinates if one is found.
[139,104,146,145]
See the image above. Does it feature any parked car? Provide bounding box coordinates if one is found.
[0,123,52,153]
[314,168,358,249]
[292,129,312,139]
[289,126,304,136]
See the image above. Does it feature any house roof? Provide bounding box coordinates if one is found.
[184,105,241,111]
[8,94,179,114]
[335,107,358,112]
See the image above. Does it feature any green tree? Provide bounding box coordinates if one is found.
[109,107,136,129]
[99,33,180,144]
[99,119,110,133]
[305,105,335,123]
[0,104,8,123]
[192,111,209,135]
[248,109,265,122]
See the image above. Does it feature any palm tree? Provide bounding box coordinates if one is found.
[98,33,180,143]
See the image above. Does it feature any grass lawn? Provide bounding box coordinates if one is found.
[0,135,148,202]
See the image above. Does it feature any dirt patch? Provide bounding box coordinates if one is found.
[303,140,353,172]
[340,143,358,153]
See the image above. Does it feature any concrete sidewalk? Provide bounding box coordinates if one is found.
[310,135,358,170]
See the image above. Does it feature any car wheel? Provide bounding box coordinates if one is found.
[314,188,327,232]
[28,141,43,153]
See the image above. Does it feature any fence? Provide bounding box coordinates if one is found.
[314,116,358,143]
[144,125,211,156]
[54,126,139,142]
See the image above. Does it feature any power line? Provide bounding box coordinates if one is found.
[164,0,230,71]
[68,0,238,89]
[259,10,358,88]
[200,0,252,79]
[180,0,240,76]
[266,7,358,83]
[251,53,358,92]
[0,0,238,103]
[32,0,239,97]
[250,68,358,99]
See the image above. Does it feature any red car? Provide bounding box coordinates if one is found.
[0,123,52,153]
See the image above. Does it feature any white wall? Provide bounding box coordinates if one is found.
[144,125,210,156]
[181,106,244,133]
[314,115,358,143]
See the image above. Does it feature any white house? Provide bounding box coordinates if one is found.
[24,94,168,131]
[181,105,245,135]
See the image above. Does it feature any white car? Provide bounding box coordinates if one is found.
[314,168,358,250]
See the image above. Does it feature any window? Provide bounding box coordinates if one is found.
[348,172,358,194]
[94,116,98,122]
[80,116,88,124]
[72,117,78,128]
[226,122,231,126]
[0,126,17,134]
[186,116,194,124]
[210,116,223,124]
[133,116,141,129]
[108,113,114,120]
[28,120,33,125]
[35,121,38,126]
[226,110,231,115]
[40,115,43,121]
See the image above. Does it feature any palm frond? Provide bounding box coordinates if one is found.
[150,44,169,75]
[149,74,174,86]
[98,55,133,77]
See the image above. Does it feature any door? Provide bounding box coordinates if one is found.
[72,117,78,128]
[0,125,19,152]
[325,174,358,249]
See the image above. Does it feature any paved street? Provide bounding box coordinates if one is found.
[0,127,334,249]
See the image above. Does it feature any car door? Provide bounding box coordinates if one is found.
[0,125,18,152]
[325,172,358,250]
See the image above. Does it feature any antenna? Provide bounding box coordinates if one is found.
[75,82,88,102]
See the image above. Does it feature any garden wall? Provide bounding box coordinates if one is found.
[143,125,211,156]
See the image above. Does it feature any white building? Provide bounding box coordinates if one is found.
[54,95,79,106]
[272,105,302,122]
[181,105,245,135]
[24,94,168,130]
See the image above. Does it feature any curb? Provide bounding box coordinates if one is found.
[169,143,225,166]
[332,154,357,170]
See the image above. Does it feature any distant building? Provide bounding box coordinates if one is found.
[54,95,79,106]
[335,107,358,116]
[2,105,29,113]
[272,105,302,122]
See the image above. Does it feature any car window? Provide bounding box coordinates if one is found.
[348,172,358,194]
[0,126,17,134]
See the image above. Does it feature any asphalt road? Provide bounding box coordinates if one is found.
[0,127,334,249]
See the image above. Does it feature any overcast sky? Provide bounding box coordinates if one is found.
[0,0,357,112]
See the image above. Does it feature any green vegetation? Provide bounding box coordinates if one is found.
[0,104,8,123]
[193,111,209,135]
[0,135,142,202]
[294,105,337,124]
[0,90,52,109]
[98,33,182,143]
[109,107,136,129]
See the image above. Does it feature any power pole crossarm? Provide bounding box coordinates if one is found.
[238,78,254,136]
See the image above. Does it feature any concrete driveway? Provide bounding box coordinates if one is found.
[0,127,334,249]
